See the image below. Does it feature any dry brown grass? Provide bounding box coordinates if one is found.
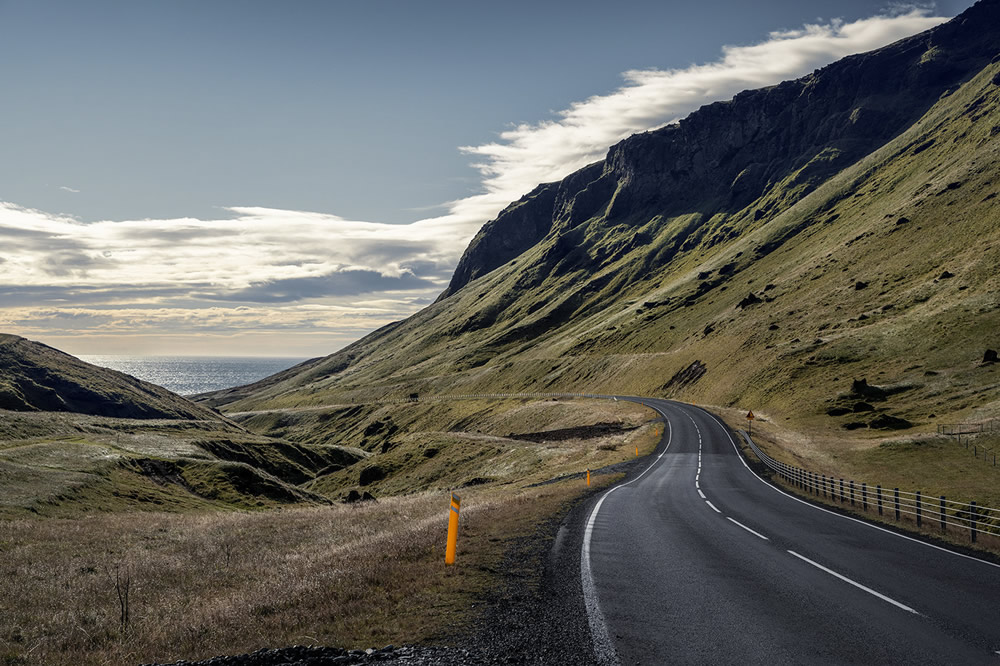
[0,397,660,665]
[0,479,608,665]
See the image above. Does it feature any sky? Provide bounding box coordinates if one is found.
[0,0,974,357]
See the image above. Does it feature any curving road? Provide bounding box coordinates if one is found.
[581,398,1000,665]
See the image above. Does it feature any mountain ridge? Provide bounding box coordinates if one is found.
[442,0,999,299]
[201,1,1000,448]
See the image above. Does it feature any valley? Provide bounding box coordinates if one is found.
[3,2,1000,663]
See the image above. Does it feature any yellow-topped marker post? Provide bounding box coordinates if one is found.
[445,492,460,565]
[746,410,755,436]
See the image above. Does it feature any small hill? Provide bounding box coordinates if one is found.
[0,335,372,516]
[0,333,220,420]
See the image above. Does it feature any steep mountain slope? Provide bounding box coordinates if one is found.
[205,1,1000,442]
[0,334,221,419]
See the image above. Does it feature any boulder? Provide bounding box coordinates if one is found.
[870,414,913,430]
[359,464,388,486]
[850,378,887,401]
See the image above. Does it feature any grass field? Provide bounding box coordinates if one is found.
[0,398,657,665]
[0,480,621,665]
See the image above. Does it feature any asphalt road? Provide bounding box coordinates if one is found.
[581,398,1000,665]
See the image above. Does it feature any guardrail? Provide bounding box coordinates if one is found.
[739,430,999,544]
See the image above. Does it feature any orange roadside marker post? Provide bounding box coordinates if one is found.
[445,492,460,565]
[746,410,755,436]
[586,469,591,486]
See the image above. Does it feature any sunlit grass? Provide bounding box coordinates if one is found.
[0,481,607,665]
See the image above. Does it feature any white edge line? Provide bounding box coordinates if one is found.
[727,516,770,541]
[581,490,621,665]
[787,550,920,615]
[705,500,721,514]
[692,405,1000,572]
[697,489,706,499]
[581,408,673,665]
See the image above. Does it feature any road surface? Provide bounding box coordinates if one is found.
[582,398,1000,665]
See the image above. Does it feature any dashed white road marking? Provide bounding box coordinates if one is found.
[690,407,1000,572]
[727,517,770,541]
[787,550,920,615]
[705,500,721,514]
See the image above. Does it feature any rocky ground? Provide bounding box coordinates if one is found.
[150,645,476,665]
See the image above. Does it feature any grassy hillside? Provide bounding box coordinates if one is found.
[0,325,658,516]
[0,334,370,516]
[203,38,1000,456]
[0,409,364,517]
[229,396,658,498]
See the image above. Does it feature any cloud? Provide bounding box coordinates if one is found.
[59,186,81,193]
[0,284,203,307]
[0,302,416,341]
[205,269,438,303]
[0,202,461,294]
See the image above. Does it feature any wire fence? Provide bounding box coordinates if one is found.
[937,420,999,436]
[739,430,999,544]
[936,420,999,465]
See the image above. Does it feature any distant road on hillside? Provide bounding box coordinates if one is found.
[582,398,1000,665]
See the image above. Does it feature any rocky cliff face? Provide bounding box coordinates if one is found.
[441,0,1000,298]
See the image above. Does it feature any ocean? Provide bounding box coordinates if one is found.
[79,355,310,396]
